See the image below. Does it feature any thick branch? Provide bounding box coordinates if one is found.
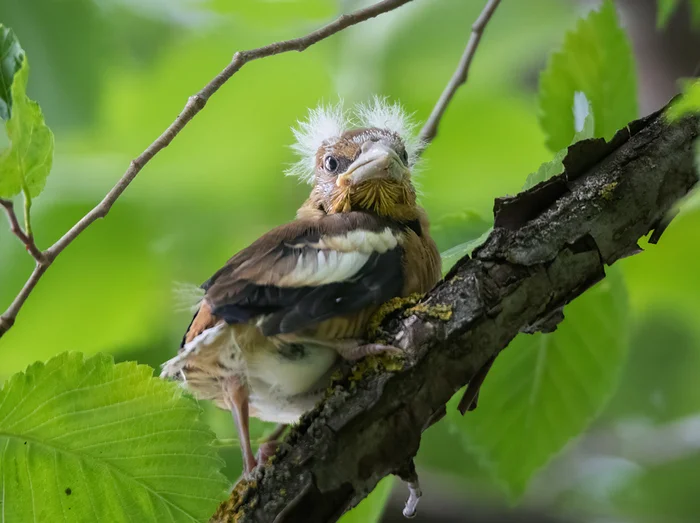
[212,110,699,523]
[0,0,416,340]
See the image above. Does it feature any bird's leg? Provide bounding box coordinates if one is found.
[262,423,287,443]
[457,357,495,415]
[256,441,280,466]
[331,339,401,361]
[222,376,257,475]
[395,459,421,519]
[255,423,287,467]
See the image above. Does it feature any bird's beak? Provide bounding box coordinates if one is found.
[337,141,408,187]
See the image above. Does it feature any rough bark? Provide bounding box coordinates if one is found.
[211,107,699,523]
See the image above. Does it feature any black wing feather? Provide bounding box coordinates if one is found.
[211,248,403,336]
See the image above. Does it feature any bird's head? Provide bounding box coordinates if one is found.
[288,98,423,219]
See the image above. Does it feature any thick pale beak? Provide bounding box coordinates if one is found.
[337,141,408,187]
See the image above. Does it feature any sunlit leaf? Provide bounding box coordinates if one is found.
[0,352,229,522]
[0,59,54,198]
[538,0,637,152]
[339,476,394,523]
[667,79,700,121]
[448,268,629,498]
[524,93,595,190]
[0,24,24,120]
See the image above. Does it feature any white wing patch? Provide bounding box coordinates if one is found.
[278,250,370,287]
[318,227,400,254]
[278,227,401,287]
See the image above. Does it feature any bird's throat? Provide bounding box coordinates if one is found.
[330,180,416,218]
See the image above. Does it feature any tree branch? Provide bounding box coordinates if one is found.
[0,198,44,262]
[419,0,502,146]
[0,0,417,340]
[211,109,699,523]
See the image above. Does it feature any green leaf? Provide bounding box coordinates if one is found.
[339,477,394,523]
[433,209,493,275]
[524,93,595,190]
[432,209,492,252]
[538,0,637,152]
[0,24,24,120]
[0,352,229,522]
[657,0,681,27]
[448,268,629,498]
[441,227,493,276]
[667,79,700,121]
[0,58,54,198]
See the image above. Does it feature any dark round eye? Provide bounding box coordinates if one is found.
[401,149,409,165]
[324,155,339,173]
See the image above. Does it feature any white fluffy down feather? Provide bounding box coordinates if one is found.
[286,96,423,184]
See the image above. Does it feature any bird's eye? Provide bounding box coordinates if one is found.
[401,149,409,165]
[324,155,339,173]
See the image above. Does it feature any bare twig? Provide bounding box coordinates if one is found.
[419,0,501,147]
[0,0,416,340]
[0,198,44,262]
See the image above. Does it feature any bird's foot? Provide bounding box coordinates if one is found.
[256,440,280,467]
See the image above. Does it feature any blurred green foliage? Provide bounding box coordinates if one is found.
[657,0,700,27]
[449,268,629,499]
[538,0,637,151]
[1,0,700,522]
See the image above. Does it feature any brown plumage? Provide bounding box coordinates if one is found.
[161,101,441,477]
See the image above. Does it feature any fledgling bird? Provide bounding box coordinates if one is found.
[161,98,441,479]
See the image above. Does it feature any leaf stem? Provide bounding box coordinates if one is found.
[0,197,43,262]
[22,185,32,238]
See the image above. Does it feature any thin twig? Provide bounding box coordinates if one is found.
[0,0,416,340]
[0,198,44,262]
[418,0,502,147]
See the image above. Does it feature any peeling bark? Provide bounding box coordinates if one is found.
[211,109,699,523]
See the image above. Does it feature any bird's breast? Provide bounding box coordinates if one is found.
[244,338,338,398]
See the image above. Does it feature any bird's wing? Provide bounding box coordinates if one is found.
[199,212,405,337]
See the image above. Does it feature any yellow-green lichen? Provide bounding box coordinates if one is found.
[346,354,404,389]
[214,478,257,523]
[367,293,423,339]
[406,302,453,321]
[600,182,618,200]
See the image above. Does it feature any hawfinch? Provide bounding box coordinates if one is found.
[161,98,441,476]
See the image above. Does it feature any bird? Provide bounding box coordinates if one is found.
[161,97,442,478]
